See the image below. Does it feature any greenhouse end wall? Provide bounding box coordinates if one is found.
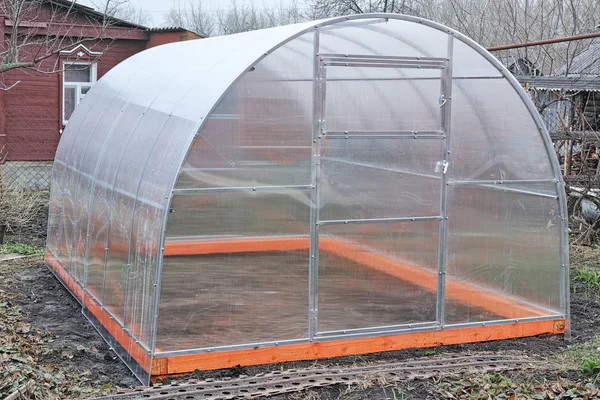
[46,14,568,383]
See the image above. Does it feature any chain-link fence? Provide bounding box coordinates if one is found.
[2,106,59,191]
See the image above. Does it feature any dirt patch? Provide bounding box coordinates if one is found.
[0,258,137,398]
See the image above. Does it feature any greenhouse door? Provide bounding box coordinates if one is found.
[311,54,452,338]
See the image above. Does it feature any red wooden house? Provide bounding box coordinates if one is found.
[0,0,201,188]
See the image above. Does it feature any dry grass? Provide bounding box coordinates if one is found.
[289,390,321,400]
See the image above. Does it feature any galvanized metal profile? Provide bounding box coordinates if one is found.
[270,76,505,83]
[321,58,447,68]
[436,35,454,330]
[154,338,310,358]
[315,321,438,337]
[172,185,314,194]
[325,129,443,135]
[448,179,558,185]
[318,53,449,63]
[318,216,443,226]
[321,157,442,180]
[315,323,442,341]
[323,62,446,69]
[465,184,559,200]
[324,134,445,139]
[308,28,321,341]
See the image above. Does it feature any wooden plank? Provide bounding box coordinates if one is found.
[164,237,310,256]
[153,319,565,376]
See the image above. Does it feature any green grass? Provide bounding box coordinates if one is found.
[581,355,600,380]
[0,243,44,256]
[572,267,600,300]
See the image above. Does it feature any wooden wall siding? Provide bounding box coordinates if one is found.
[2,39,147,161]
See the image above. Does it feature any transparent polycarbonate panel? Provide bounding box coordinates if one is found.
[160,190,310,350]
[104,109,171,324]
[445,185,562,324]
[317,222,439,333]
[452,38,503,78]
[322,137,444,175]
[167,190,310,239]
[58,85,121,275]
[84,105,151,299]
[157,250,309,351]
[126,116,195,348]
[70,96,132,284]
[324,77,442,132]
[450,79,555,181]
[319,18,449,59]
[176,36,314,190]
[319,143,442,221]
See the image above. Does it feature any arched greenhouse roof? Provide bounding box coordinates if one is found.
[46,14,568,385]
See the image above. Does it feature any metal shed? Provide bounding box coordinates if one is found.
[45,14,569,385]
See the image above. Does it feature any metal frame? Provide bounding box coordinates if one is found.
[313,52,449,336]
[308,27,322,340]
[47,13,570,382]
[437,35,453,329]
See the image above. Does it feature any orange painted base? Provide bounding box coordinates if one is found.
[46,236,566,380]
[152,319,565,376]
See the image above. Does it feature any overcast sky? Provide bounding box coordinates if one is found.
[79,0,293,26]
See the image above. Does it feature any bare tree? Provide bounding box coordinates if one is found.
[91,0,150,26]
[0,0,134,81]
[167,0,307,37]
[167,0,215,37]
[308,0,428,19]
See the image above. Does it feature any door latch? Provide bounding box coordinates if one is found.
[439,95,447,108]
[436,160,449,174]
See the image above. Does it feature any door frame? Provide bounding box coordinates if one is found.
[308,34,454,340]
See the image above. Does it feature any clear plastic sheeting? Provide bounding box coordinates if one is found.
[46,14,568,384]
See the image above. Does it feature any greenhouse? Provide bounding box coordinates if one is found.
[46,14,569,385]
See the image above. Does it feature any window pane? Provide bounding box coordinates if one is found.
[81,86,91,95]
[65,64,91,83]
[64,86,77,121]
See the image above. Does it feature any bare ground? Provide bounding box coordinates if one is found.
[2,244,600,398]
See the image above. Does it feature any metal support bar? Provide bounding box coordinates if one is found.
[321,157,442,181]
[449,179,558,185]
[308,28,321,341]
[173,185,313,195]
[323,62,446,69]
[324,134,445,140]
[319,53,449,63]
[325,130,443,135]
[315,321,438,337]
[462,184,559,200]
[436,36,454,329]
[318,216,442,226]
[322,58,447,68]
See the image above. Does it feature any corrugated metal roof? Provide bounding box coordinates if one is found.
[48,0,148,29]
[554,39,600,76]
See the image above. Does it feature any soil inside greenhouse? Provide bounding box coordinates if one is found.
[3,240,600,398]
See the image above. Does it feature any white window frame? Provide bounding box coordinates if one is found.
[62,61,97,125]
